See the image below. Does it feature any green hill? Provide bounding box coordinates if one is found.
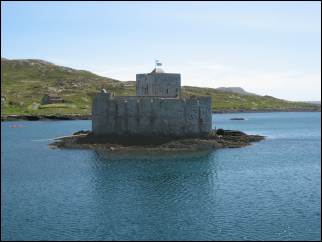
[181,86,320,112]
[1,58,320,116]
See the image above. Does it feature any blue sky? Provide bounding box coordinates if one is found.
[1,1,321,101]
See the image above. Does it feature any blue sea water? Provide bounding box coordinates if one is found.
[1,112,321,241]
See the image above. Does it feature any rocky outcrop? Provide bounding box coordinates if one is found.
[230,117,245,120]
[49,129,265,152]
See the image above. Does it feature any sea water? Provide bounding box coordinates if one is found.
[1,112,321,241]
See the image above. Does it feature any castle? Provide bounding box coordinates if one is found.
[92,66,212,137]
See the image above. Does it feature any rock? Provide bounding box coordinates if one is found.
[31,103,40,110]
[216,129,225,135]
[230,117,245,120]
[49,129,265,152]
[73,130,90,135]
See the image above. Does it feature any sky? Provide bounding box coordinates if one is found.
[1,1,321,101]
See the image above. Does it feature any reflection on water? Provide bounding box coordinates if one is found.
[86,150,221,240]
[1,113,321,241]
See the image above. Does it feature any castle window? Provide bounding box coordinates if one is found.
[166,89,168,94]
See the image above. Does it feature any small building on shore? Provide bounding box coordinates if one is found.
[92,66,212,137]
[41,94,64,105]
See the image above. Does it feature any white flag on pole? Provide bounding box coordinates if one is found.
[155,60,162,66]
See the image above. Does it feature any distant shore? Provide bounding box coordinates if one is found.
[1,114,91,121]
[1,109,320,121]
[212,108,321,114]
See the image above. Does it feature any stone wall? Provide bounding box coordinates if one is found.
[92,93,212,137]
[41,94,64,105]
[136,73,181,98]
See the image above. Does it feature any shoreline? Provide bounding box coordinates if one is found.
[49,129,265,152]
[1,109,321,121]
[212,108,321,114]
[1,114,92,121]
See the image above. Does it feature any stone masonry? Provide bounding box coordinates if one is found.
[92,67,212,137]
[136,68,181,98]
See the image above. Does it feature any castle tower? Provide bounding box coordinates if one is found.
[136,66,181,98]
[92,64,212,137]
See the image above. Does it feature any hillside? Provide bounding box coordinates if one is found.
[302,101,321,105]
[1,58,320,116]
[181,86,320,112]
[215,87,257,96]
[1,58,134,115]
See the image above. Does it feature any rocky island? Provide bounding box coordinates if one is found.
[49,65,264,152]
[50,129,265,152]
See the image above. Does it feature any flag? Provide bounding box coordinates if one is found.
[155,60,162,66]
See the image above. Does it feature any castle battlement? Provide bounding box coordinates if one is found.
[136,68,181,98]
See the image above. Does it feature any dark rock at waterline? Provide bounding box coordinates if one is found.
[230,117,245,120]
[50,129,265,152]
[73,130,90,135]
[216,129,246,136]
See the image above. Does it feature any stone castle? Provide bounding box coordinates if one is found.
[92,67,212,137]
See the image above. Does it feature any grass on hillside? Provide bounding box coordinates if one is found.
[1,59,320,116]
